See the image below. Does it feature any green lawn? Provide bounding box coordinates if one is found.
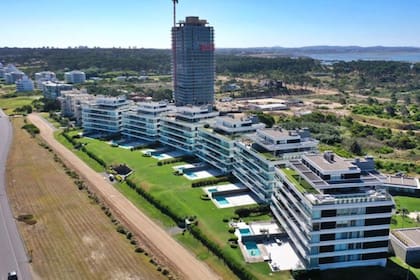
[0,96,40,115]
[394,196,420,213]
[281,168,319,194]
[391,215,420,230]
[56,132,284,279]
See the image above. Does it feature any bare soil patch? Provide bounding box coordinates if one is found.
[6,117,165,280]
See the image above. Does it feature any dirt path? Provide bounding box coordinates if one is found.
[28,114,220,280]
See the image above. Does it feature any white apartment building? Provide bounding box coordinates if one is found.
[233,127,319,202]
[34,71,56,89]
[65,70,86,84]
[5,71,25,84]
[271,152,393,270]
[82,96,132,135]
[58,89,95,125]
[159,105,219,153]
[15,75,34,92]
[196,114,265,173]
[122,101,174,143]
[41,81,73,99]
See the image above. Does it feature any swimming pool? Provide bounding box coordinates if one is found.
[208,188,218,193]
[239,228,252,235]
[214,196,229,206]
[244,241,261,257]
[152,153,166,160]
[184,172,198,179]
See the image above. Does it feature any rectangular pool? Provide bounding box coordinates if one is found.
[239,228,252,235]
[214,196,229,206]
[244,241,261,257]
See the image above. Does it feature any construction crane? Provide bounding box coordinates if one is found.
[172,0,178,27]
[172,0,178,102]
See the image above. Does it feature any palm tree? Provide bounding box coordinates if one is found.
[402,208,409,228]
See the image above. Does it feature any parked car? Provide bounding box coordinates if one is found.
[8,271,18,280]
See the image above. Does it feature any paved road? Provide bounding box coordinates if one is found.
[0,111,32,280]
[28,114,220,280]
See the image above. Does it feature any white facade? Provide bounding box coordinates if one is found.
[122,101,174,143]
[15,75,34,92]
[196,114,265,174]
[82,96,132,134]
[5,71,24,84]
[233,127,319,202]
[65,70,86,84]
[271,152,393,270]
[35,71,56,89]
[58,89,95,125]
[160,105,219,153]
[42,81,73,99]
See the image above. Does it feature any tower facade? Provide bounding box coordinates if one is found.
[172,16,215,106]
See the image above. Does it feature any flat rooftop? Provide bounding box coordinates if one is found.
[304,154,357,172]
[384,176,419,188]
[259,128,296,139]
[392,228,420,247]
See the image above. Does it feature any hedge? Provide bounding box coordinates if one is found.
[234,204,270,218]
[189,225,256,280]
[191,176,230,188]
[156,157,184,166]
[125,178,184,226]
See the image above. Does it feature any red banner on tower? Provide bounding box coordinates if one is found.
[200,43,215,52]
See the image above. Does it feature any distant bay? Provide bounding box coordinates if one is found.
[305,52,420,63]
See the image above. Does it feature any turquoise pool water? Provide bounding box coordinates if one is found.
[208,188,218,193]
[215,196,229,205]
[239,228,252,235]
[184,172,198,179]
[151,153,166,159]
[245,241,261,257]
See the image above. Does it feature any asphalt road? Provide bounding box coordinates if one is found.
[0,111,32,280]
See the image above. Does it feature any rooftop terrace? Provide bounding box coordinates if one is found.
[392,228,420,248]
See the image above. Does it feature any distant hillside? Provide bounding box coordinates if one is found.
[216,46,420,62]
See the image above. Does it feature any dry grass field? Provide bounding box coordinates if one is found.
[6,117,164,280]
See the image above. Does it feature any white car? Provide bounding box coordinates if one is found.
[7,271,18,280]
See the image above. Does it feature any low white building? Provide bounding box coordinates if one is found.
[122,101,174,143]
[34,71,56,89]
[82,96,132,135]
[196,114,264,173]
[15,75,34,92]
[160,105,219,154]
[58,89,95,125]
[65,70,86,84]
[42,81,73,99]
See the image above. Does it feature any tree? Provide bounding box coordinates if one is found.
[256,113,275,128]
[385,105,396,117]
[350,141,363,156]
[390,92,398,105]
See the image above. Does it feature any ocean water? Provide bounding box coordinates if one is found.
[306,52,420,63]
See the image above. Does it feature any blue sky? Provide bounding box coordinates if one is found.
[1,0,420,48]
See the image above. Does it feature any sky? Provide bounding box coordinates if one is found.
[1,0,420,48]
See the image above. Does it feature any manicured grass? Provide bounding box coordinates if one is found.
[394,196,420,213]
[39,112,61,128]
[175,232,238,280]
[391,215,420,230]
[116,182,176,227]
[55,134,285,279]
[55,131,104,172]
[281,168,319,194]
[0,96,40,115]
